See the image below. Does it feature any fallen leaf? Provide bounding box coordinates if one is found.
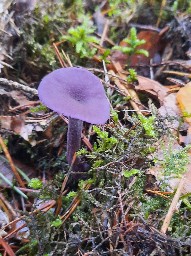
[131,31,162,66]
[10,90,35,108]
[158,93,181,129]
[0,115,43,145]
[0,115,25,133]
[111,30,164,69]
[15,219,30,240]
[136,76,169,104]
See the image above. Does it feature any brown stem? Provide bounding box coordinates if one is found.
[0,135,25,188]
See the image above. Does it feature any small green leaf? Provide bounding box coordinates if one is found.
[135,49,149,57]
[122,169,140,178]
[66,191,77,199]
[28,178,43,189]
[111,110,119,123]
[76,41,83,53]
[51,217,62,228]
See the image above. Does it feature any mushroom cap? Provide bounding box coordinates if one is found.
[38,67,110,124]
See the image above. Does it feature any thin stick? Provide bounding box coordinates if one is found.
[52,43,66,67]
[0,135,25,188]
[100,19,109,46]
[0,173,27,199]
[161,174,185,234]
[61,49,73,67]
[0,237,15,256]
[0,200,56,236]
[0,78,37,95]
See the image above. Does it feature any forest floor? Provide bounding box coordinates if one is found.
[1,1,191,255]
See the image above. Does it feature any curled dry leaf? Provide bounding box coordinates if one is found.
[15,219,30,240]
[136,75,169,104]
[158,93,181,130]
[134,75,180,129]
[0,115,25,133]
[10,90,36,109]
[0,115,43,145]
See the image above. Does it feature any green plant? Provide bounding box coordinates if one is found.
[51,217,62,228]
[93,126,118,152]
[28,178,43,189]
[171,0,191,13]
[138,114,156,137]
[108,0,143,18]
[113,27,149,60]
[30,104,47,113]
[63,18,99,58]
[127,68,138,83]
[161,145,191,179]
[122,168,140,178]
[66,191,77,199]
[111,110,119,123]
[99,49,111,63]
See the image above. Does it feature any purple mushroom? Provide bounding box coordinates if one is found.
[38,67,110,166]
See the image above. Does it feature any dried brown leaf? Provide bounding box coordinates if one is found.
[136,76,169,104]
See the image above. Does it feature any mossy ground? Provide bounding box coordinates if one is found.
[1,0,191,255]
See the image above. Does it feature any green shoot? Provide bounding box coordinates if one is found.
[138,114,156,137]
[93,126,118,152]
[28,178,43,189]
[127,68,138,83]
[113,27,149,59]
[51,217,62,228]
[122,169,140,178]
[63,18,99,58]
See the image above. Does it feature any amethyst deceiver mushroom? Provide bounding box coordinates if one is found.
[38,67,110,165]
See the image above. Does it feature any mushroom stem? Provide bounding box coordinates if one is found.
[67,117,83,165]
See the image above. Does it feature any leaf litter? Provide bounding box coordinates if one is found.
[1,1,191,255]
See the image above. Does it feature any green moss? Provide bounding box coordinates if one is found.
[62,17,99,58]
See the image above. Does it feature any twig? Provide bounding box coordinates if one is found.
[0,155,30,183]
[0,173,27,199]
[0,135,25,188]
[109,69,143,115]
[61,183,91,223]
[52,42,66,67]
[0,78,37,95]
[161,174,186,234]
[61,49,73,67]
[0,237,15,256]
[0,200,56,236]
[100,19,109,47]
[0,192,17,218]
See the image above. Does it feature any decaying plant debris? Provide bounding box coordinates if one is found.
[1,1,191,255]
